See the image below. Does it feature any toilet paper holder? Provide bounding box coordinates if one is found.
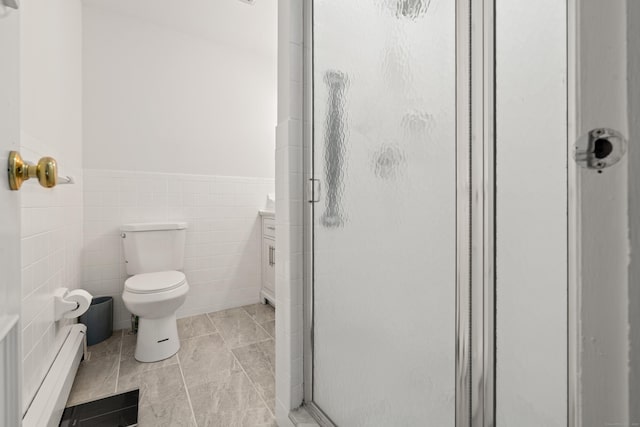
[54,288,93,321]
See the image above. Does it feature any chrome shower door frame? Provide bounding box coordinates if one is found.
[301,0,496,425]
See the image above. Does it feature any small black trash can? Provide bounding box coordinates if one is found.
[80,296,114,346]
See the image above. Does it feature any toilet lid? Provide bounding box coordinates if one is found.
[125,271,186,294]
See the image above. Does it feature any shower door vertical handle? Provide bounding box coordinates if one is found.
[308,179,320,203]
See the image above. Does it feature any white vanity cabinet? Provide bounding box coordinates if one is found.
[260,212,276,305]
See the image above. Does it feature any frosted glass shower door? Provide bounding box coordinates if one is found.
[311,0,457,425]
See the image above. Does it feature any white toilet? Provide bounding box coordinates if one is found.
[120,222,189,362]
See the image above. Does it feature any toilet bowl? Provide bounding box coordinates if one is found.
[120,222,189,363]
[122,270,189,362]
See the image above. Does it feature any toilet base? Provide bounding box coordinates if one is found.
[134,315,180,362]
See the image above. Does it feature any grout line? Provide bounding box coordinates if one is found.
[178,314,219,341]
[205,312,216,325]
[241,306,253,318]
[249,312,276,340]
[114,329,124,394]
[76,311,274,423]
[204,312,219,334]
[176,353,198,427]
[189,315,219,339]
[254,337,275,346]
[215,312,276,419]
[240,305,276,337]
[230,347,275,419]
[255,320,274,338]
[183,332,218,340]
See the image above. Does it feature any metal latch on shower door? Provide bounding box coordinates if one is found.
[307,179,320,203]
[574,128,627,171]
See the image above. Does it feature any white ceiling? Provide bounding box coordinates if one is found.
[81,0,277,57]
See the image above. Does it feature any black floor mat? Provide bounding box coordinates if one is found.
[60,389,139,427]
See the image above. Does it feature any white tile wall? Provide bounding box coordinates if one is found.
[275,1,305,426]
[82,169,275,330]
[20,137,84,410]
[19,0,83,412]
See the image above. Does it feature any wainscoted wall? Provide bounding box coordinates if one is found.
[80,2,277,331]
[82,169,275,329]
[19,0,83,413]
[275,1,305,425]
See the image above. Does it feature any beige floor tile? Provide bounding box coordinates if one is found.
[86,330,123,360]
[188,371,263,421]
[210,311,271,349]
[178,333,243,389]
[138,393,195,427]
[66,311,279,427]
[178,314,216,339]
[242,303,275,324]
[260,320,275,338]
[232,340,275,411]
[207,307,249,320]
[117,364,185,407]
[194,403,277,427]
[192,405,276,427]
[120,330,138,360]
[66,354,119,406]
[118,352,178,379]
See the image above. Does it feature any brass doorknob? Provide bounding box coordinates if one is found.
[8,151,58,190]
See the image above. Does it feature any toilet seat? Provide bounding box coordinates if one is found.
[125,271,186,294]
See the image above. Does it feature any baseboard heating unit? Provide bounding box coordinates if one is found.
[0,315,21,427]
[22,324,87,427]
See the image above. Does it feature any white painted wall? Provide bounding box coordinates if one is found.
[0,6,23,425]
[19,0,83,413]
[82,3,277,178]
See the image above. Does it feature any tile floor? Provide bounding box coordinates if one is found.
[67,303,276,427]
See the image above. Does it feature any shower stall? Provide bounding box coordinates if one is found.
[283,0,637,426]
[309,0,459,425]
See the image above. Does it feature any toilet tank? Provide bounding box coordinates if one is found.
[120,222,188,275]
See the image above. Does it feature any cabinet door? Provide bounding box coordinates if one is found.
[262,238,276,294]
